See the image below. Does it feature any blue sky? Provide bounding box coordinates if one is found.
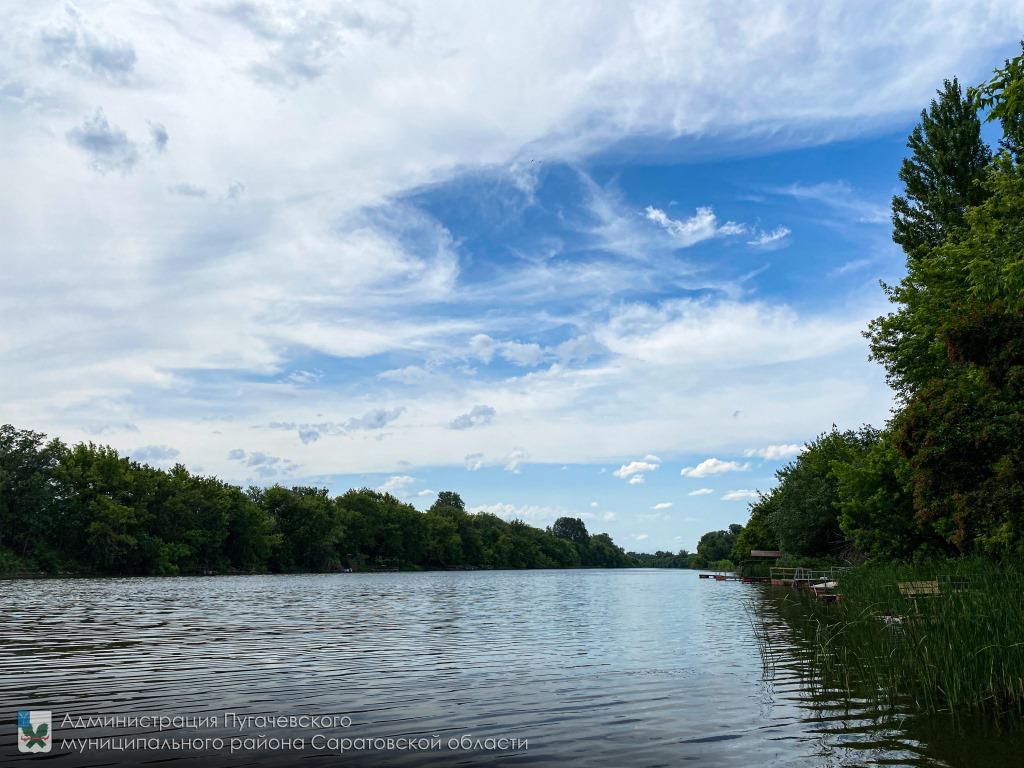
[3,2,1023,551]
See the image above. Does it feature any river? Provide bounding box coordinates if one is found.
[1,569,1021,766]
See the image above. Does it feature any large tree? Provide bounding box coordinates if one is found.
[891,78,991,259]
[871,79,992,400]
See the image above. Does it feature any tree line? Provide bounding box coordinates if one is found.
[0,428,632,576]
[700,48,1024,567]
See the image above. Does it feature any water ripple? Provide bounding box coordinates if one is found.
[0,571,1017,766]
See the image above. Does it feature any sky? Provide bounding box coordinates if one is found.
[2,1,1023,553]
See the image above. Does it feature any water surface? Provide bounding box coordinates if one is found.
[1,570,1020,766]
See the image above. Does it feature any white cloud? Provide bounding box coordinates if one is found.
[680,458,751,477]
[774,182,888,224]
[634,533,649,541]
[614,455,663,485]
[613,459,660,479]
[744,443,803,460]
[450,404,496,430]
[465,453,484,471]
[652,502,672,510]
[40,4,137,84]
[3,0,1016,485]
[687,488,715,496]
[65,109,141,174]
[130,444,179,463]
[503,448,527,474]
[378,475,416,493]
[590,501,599,508]
[596,299,865,369]
[747,226,791,248]
[602,511,616,521]
[469,334,545,367]
[644,206,744,247]
[225,448,299,479]
[721,489,759,501]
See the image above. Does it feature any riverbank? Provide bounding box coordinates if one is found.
[755,558,1024,717]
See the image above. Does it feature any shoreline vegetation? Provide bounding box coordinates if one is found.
[0,430,642,577]
[0,414,747,579]
[741,48,1024,720]
[758,560,1024,718]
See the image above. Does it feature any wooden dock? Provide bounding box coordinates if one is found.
[698,571,742,581]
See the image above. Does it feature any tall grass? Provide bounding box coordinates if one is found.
[755,559,1024,717]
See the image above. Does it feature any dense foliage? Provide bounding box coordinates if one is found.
[0,426,632,576]
[703,49,1024,565]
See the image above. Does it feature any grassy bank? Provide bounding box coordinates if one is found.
[755,559,1024,717]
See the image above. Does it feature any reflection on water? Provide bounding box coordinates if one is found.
[1,570,1020,766]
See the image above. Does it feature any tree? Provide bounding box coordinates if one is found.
[891,78,991,258]
[87,495,139,573]
[769,428,878,558]
[431,491,465,513]
[696,525,742,565]
[0,425,64,562]
[833,429,927,560]
[972,43,1024,160]
[731,492,779,563]
[871,79,992,401]
[0,424,640,575]
[550,517,590,545]
[259,486,341,572]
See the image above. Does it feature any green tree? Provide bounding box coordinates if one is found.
[769,428,878,557]
[0,426,64,565]
[259,486,341,571]
[87,495,139,573]
[696,524,742,565]
[871,79,992,400]
[431,491,465,513]
[550,516,590,545]
[891,78,991,258]
[972,44,1024,159]
[731,492,779,563]
[833,429,926,560]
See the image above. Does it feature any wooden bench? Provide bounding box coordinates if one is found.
[898,580,940,611]
[898,580,940,597]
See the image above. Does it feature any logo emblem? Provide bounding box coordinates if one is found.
[17,711,52,753]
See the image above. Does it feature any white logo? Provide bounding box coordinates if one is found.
[17,710,52,753]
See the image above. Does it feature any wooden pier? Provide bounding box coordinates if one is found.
[698,571,742,581]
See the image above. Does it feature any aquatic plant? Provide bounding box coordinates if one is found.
[752,559,1024,717]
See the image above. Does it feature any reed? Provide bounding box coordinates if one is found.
[754,559,1024,717]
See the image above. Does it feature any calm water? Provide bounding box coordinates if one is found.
[1,570,1021,766]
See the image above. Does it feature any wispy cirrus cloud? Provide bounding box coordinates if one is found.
[747,226,791,249]
[773,181,888,224]
[644,206,744,247]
